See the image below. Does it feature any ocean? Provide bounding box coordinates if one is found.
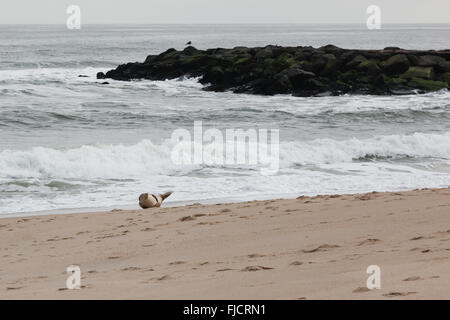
[1,24,450,216]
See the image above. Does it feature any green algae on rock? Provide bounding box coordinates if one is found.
[97,45,450,96]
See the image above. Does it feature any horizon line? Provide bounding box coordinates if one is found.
[1,22,450,26]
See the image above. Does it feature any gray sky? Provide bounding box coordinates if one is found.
[1,0,449,24]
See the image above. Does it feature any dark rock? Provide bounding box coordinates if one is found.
[97,72,106,79]
[319,44,343,54]
[383,47,403,51]
[408,54,445,67]
[97,45,450,96]
[437,72,450,83]
[356,60,381,76]
[182,46,200,56]
[346,55,367,68]
[380,54,410,75]
[408,78,447,91]
[437,61,450,72]
[400,66,434,80]
[275,67,315,90]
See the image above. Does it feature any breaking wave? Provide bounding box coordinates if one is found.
[1,132,450,181]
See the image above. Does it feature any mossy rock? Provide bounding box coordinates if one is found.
[157,48,178,60]
[275,67,315,88]
[400,66,434,80]
[178,54,203,65]
[339,69,359,82]
[357,60,381,75]
[322,58,341,76]
[295,60,313,71]
[262,58,280,75]
[380,54,410,74]
[255,47,273,60]
[275,53,296,68]
[201,66,225,84]
[311,54,335,73]
[358,76,371,84]
[235,54,252,65]
[335,80,352,91]
[436,72,450,83]
[408,78,448,91]
[346,55,367,68]
[102,45,450,96]
[437,61,450,73]
[387,77,408,86]
[304,78,326,90]
[408,54,446,67]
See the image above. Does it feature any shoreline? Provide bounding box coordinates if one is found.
[0,193,300,219]
[1,187,449,299]
[2,186,446,219]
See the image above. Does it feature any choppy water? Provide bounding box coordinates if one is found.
[1,24,450,216]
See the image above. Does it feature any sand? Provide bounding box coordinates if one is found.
[1,188,449,299]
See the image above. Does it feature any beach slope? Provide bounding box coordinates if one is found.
[1,188,449,299]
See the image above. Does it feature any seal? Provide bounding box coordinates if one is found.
[139,191,173,209]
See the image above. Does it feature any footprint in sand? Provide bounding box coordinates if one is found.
[357,239,381,246]
[302,244,340,253]
[217,268,234,272]
[6,286,24,291]
[403,276,423,281]
[121,267,142,271]
[248,254,265,258]
[241,266,274,272]
[410,247,431,253]
[383,292,417,297]
[179,216,196,222]
[356,194,372,201]
[290,261,303,266]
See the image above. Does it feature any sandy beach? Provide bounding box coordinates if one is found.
[0,187,448,299]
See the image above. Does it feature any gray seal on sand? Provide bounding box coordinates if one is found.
[139,191,173,209]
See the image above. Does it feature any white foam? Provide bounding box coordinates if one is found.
[1,132,450,181]
[280,131,450,166]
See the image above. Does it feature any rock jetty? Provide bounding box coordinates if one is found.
[97,45,450,96]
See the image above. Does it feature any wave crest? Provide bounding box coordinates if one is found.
[1,132,450,180]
